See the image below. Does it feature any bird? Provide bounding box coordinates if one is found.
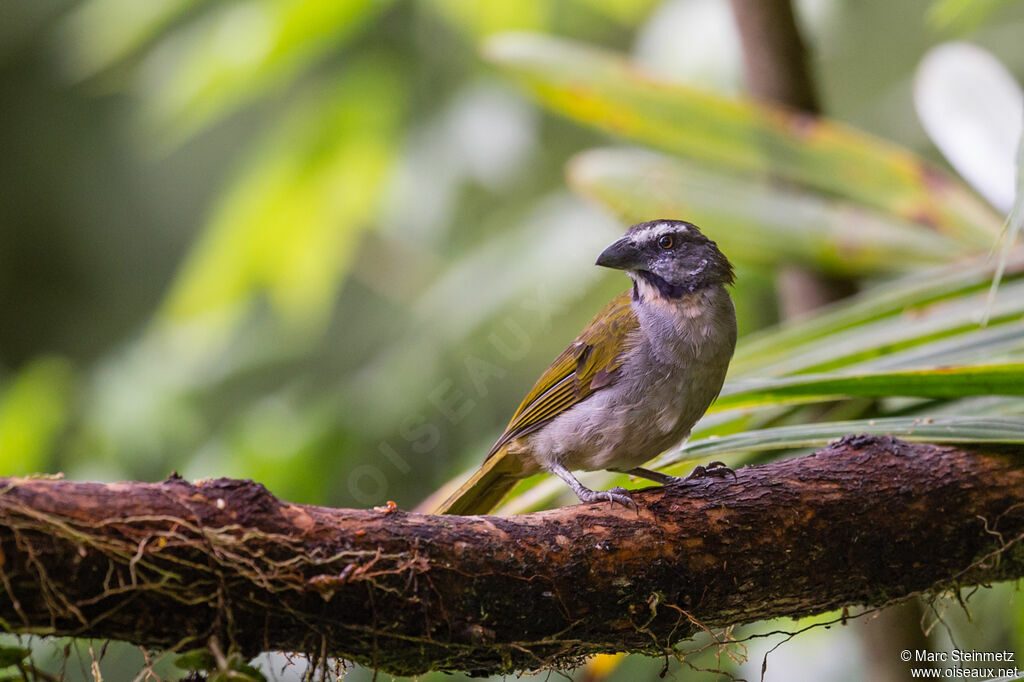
[432,219,738,515]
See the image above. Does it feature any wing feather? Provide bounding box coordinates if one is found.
[486,290,638,458]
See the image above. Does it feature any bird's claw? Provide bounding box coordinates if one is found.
[683,460,737,483]
[580,485,637,511]
[606,486,639,511]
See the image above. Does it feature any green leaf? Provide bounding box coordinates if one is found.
[857,323,1024,371]
[484,33,1003,245]
[904,395,1024,418]
[733,251,1024,373]
[215,657,267,682]
[734,276,1024,378]
[714,363,1024,411]
[664,416,1024,463]
[174,650,216,670]
[160,58,405,345]
[137,0,388,141]
[570,147,963,274]
[174,650,266,681]
[0,646,30,669]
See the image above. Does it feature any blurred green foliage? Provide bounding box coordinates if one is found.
[2,0,1024,680]
[163,56,405,331]
[0,357,74,475]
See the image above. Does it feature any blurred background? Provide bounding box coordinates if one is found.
[2,0,1024,680]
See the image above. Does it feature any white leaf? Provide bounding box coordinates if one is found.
[915,41,1023,213]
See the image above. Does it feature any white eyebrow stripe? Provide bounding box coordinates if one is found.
[630,222,688,243]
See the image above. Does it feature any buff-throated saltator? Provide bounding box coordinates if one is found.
[431,219,737,515]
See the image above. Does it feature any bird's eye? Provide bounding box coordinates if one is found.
[658,234,675,250]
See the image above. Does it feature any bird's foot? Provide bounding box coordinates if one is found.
[548,461,639,511]
[576,485,638,511]
[683,460,737,482]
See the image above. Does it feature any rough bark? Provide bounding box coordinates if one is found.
[1,436,1023,676]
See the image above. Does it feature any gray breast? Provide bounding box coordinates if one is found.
[524,286,737,474]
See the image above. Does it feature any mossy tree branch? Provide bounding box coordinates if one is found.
[1,435,1023,676]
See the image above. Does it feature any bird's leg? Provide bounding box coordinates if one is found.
[622,467,680,485]
[623,462,737,485]
[547,461,637,510]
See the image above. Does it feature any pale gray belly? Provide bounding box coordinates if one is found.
[519,344,730,474]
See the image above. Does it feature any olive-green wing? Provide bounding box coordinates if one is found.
[486,290,638,459]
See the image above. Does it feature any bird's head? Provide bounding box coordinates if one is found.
[595,219,734,300]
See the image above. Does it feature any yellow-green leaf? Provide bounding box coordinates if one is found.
[668,416,1024,462]
[484,33,1003,245]
[570,147,963,273]
[715,363,1024,412]
[161,58,404,341]
[138,0,388,141]
[734,251,1024,372]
